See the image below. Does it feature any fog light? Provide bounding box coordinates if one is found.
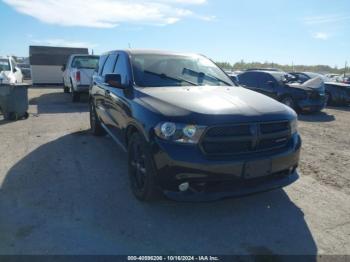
[179,182,190,192]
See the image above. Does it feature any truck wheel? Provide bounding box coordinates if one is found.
[90,100,106,136]
[281,96,295,109]
[63,80,70,93]
[128,133,161,201]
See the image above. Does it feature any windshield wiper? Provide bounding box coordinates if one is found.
[144,70,198,86]
[182,68,232,86]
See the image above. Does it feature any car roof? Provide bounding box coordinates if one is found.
[102,49,200,57]
[70,54,99,57]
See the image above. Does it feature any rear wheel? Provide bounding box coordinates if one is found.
[90,100,106,136]
[128,133,160,201]
[70,80,80,102]
[63,79,70,93]
[281,96,295,109]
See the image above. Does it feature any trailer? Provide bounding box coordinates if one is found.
[29,46,88,85]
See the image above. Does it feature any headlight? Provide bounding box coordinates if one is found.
[155,122,206,144]
[290,118,298,135]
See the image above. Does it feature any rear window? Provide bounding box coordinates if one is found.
[71,56,99,69]
[0,59,10,71]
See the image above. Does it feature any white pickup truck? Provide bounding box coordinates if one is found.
[62,54,99,102]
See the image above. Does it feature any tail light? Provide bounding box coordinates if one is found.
[75,71,81,82]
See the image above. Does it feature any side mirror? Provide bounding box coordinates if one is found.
[61,64,66,71]
[105,73,126,89]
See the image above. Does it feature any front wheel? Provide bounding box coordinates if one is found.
[90,100,106,136]
[128,133,160,201]
[281,96,295,109]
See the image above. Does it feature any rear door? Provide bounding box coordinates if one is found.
[256,73,278,99]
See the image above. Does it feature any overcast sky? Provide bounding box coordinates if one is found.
[1,0,349,67]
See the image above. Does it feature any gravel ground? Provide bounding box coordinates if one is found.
[0,87,349,255]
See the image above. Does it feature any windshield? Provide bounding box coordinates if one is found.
[71,56,99,69]
[131,54,234,87]
[0,59,10,72]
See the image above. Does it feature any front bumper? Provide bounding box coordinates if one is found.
[297,96,327,112]
[75,84,90,93]
[151,134,301,200]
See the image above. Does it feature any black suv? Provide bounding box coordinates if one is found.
[89,50,301,201]
[238,70,327,112]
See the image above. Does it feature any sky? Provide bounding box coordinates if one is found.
[0,0,349,67]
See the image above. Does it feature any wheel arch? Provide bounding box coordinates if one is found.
[125,122,150,147]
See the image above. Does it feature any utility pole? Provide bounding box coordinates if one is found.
[345,61,348,77]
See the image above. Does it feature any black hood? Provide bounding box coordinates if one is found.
[136,86,295,120]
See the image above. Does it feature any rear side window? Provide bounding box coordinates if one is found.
[239,72,258,88]
[101,54,117,76]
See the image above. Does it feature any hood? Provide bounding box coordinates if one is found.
[137,86,292,117]
[287,77,325,92]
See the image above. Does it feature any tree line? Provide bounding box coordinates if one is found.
[216,60,348,75]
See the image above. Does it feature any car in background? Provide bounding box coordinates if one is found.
[246,68,283,72]
[17,63,31,80]
[325,73,340,82]
[290,72,350,106]
[62,54,99,102]
[227,72,239,85]
[342,76,350,85]
[238,70,327,113]
[0,56,23,84]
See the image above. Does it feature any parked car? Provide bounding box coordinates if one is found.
[238,70,327,113]
[246,68,283,72]
[89,50,301,201]
[227,72,239,85]
[0,56,23,84]
[289,72,350,105]
[62,54,99,102]
[17,63,31,80]
[343,76,350,85]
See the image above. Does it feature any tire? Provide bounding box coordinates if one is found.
[281,96,295,109]
[128,133,161,201]
[70,80,80,102]
[63,79,70,93]
[90,100,106,136]
[5,112,18,121]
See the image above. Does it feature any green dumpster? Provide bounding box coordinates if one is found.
[0,83,29,120]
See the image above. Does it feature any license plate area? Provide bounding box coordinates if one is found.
[244,159,272,179]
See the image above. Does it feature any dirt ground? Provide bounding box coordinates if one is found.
[298,107,350,194]
[0,87,349,255]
